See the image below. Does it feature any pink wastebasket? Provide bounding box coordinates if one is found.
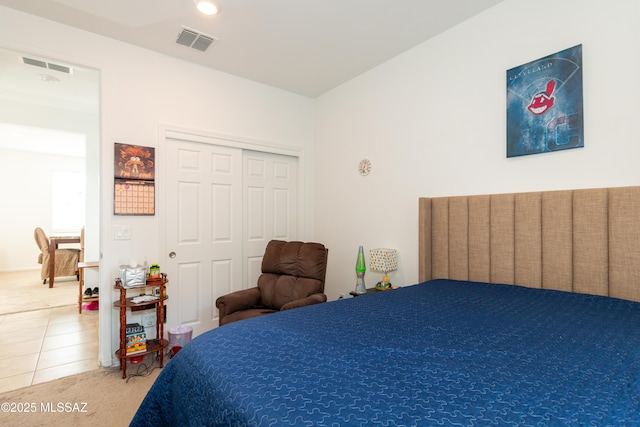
[168,325,192,357]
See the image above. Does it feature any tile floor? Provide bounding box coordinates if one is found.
[0,305,99,393]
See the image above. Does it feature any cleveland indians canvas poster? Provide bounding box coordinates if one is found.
[506,44,583,157]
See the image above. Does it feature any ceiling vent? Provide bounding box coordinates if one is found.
[22,57,73,74]
[176,27,218,52]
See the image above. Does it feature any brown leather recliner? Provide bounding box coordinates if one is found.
[216,240,328,326]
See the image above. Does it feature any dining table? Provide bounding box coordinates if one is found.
[48,235,81,288]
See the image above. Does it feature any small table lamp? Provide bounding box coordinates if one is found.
[369,248,398,290]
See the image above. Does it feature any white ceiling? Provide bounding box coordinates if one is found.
[0,0,504,98]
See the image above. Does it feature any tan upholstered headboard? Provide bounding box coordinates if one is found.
[419,186,640,302]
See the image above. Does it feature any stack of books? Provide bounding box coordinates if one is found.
[125,323,147,354]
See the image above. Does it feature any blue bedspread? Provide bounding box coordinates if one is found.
[131,280,640,426]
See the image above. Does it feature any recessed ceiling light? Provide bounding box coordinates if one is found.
[194,0,219,16]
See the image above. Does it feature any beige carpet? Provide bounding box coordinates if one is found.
[0,270,78,315]
[0,364,160,426]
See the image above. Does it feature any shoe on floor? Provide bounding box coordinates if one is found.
[84,288,92,297]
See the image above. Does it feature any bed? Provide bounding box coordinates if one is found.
[131,186,640,426]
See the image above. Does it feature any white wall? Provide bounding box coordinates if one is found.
[0,6,315,366]
[314,0,640,300]
[0,149,84,269]
[0,86,98,271]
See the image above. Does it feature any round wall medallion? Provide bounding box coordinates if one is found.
[358,158,371,176]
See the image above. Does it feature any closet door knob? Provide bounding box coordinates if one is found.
[169,252,176,259]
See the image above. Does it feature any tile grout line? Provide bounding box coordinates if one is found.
[31,307,53,386]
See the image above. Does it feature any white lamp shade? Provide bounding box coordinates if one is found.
[369,248,398,273]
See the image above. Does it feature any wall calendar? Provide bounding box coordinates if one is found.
[114,143,156,215]
[114,181,155,215]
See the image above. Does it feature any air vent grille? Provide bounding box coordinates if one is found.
[192,35,214,52]
[22,57,72,74]
[176,29,198,47]
[47,63,71,73]
[176,27,218,52]
[22,57,47,68]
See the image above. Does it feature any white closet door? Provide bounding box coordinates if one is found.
[165,138,243,336]
[243,150,298,289]
[164,140,298,335]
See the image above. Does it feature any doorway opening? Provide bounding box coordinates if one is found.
[0,47,100,393]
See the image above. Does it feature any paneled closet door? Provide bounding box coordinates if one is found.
[165,138,243,336]
[243,150,298,289]
[164,139,298,336]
